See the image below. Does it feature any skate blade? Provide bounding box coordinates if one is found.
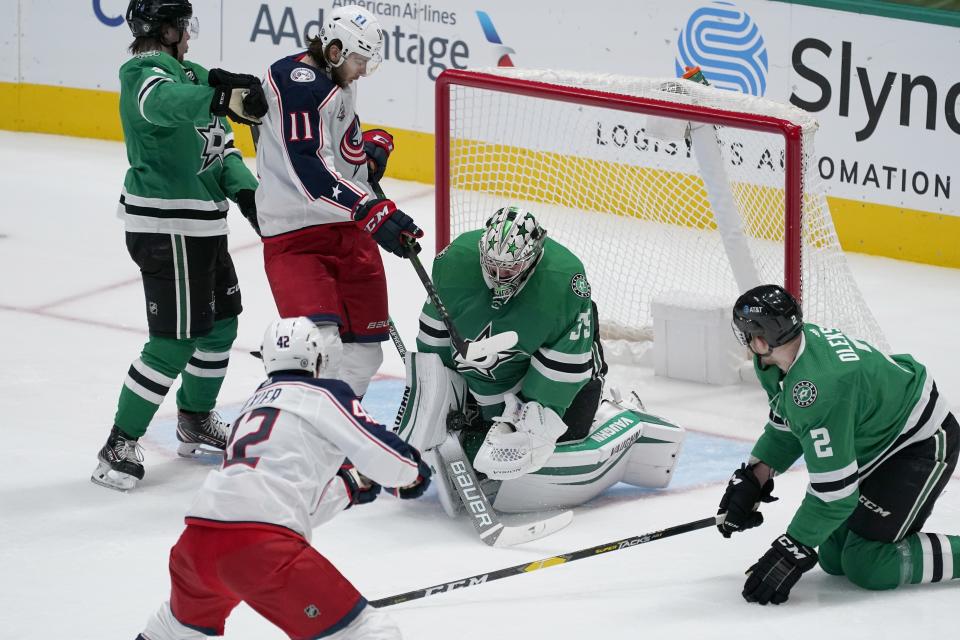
[177,442,226,458]
[90,463,137,492]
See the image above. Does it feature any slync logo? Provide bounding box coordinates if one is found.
[675,1,768,96]
[93,0,125,27]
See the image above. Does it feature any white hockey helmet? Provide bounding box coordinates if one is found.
[261,318,343,378]
[318,5,384,75]
[479,206,547,308]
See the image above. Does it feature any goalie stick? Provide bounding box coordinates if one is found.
[369,514,720,608]
[384,315,569,548]
[436,433,573,548]
[368,179,518,361]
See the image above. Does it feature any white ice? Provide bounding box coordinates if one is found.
[1,132,957,640]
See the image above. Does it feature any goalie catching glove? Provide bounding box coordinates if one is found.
[208,69,268,126]
[474,394,568,480]
[352,198,423,258]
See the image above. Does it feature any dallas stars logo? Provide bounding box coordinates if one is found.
[454,323,522,380]
[195,116,228,174]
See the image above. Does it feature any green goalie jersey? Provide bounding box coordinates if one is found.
[751,323,949,548]
[117,51,257,237]
[416,229,599,420]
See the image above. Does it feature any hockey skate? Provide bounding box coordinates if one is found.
[91,425,145,491]
[176,409,230,457]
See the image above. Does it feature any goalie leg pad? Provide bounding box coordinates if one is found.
[491,401,685,512]
[393,352,468,453]
[621,411,685,489]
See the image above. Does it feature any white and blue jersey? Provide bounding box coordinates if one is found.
[255,53,373,238]
[187,375,419,541]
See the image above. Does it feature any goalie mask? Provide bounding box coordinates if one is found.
[480,207,547,308]
[318,5,384,76]
[731,284,803,353]
[261,318,343,378]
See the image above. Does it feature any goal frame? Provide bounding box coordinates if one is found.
[433,68,804,299]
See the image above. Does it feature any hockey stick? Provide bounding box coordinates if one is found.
[369,514,720,608]
[436,433,573,548]
[367,179,518,361]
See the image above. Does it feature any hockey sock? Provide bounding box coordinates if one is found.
[176,316,237,413]
[901,532,960,584]
[114,335,198,438]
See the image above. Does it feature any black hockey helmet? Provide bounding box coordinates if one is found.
[126,0,193,38]
[732,284,803,349]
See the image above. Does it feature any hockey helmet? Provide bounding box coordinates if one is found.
[318,5,384,75]
[479,206,547,308]
[732,284,803,350]
[126,0,198,39]
[261,318,343,378]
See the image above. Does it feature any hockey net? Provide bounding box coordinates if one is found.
[435,68,887,351]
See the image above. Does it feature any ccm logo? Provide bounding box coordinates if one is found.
[366,320,390,329]
[364,204,392,232]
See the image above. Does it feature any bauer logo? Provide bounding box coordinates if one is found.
[675,1,768,96]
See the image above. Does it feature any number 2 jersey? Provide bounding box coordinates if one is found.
[186,375,419,541]
[255,53,374,238]
[750,324,951,547]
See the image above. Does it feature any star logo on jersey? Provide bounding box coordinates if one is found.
[792,380,817,408]
[195,116,228,173]
[331,184,342,200]
[454,323,523,379]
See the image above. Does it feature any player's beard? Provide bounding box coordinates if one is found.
[331,63,352,89]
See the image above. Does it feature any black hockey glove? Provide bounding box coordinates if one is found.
[235,189,260,236]
[388,448,432,500]
[337,462,381,508]
[742,533,818,605]
[208,69,268,126]
[352,198,423,258]
[363,129,394,184]
[717,463,777,538]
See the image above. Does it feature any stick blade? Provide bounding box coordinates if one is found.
[463,330,519,360]
[491,510,574,548]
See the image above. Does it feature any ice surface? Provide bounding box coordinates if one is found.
[1,132,957,639]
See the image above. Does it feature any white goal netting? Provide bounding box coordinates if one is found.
[440,68,887,350]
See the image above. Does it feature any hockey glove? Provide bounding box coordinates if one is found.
[235,189,261,236]
[717,463,777,538]
[352,198,423,258]
[388,448,432,500]
[337,462,381,508]
[208,69,268,126]
[743,534,818,605]
[363,129,394,184]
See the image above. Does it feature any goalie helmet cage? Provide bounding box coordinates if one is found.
[434,68,887,350]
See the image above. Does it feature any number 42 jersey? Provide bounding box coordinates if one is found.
[187,375,419,541]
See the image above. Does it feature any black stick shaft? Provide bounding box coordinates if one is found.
[369,515,718,608]
[368,178,469,358]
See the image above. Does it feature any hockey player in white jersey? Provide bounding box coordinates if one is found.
[136,317,431,640]
[254,5,423,398]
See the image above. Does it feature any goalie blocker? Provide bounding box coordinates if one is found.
[394,353,684,515]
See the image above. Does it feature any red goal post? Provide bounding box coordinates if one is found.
[433,68,885,348]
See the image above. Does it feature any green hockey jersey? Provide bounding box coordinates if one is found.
[117,51,257,236]
[750,323,949,547]
[416,230,598,420]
